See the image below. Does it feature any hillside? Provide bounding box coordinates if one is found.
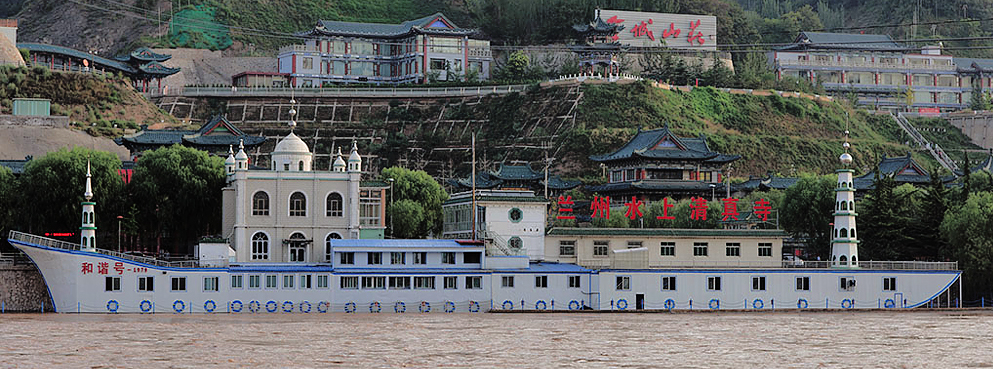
[0,65,178,136]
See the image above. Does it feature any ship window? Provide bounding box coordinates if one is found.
[265,275,277,288]
[840,255,848,266]
[442,252,456,264]
[444,276,458,289]
[707,276,722,291]
[367,252,382,265]
[796,276,810,291]
[569,276,582,288]
[751,276,766,291]
[340,276,358,289]
[413,252,427,265]
[388,276,410,290]
[171,277,187,291]
[138,276,154,292]
[326,193,343,217]
[883,277,897,291]
[281,274,294,289]
[464,252,481,264]
[251,232,269,260]
[105,276,121,292]
[248,275,260,289]
[230,275,243,289]
[502,276,515,288]
[616,276,631,291]
[316,275,328,288]
[661,276,676,291]
[203,276,219,292]
[253,191,269,216]
[535,275,548,288]
[289,192,307,216]
[300,274,312,289]
[465,276,482,289]
[413,276,435,289]
[361,276,385,289]
[840,276,856,291]
[339,252,354,265]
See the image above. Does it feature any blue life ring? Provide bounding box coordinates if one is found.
[419,301,430,313]
[249,300,261,313]
[841,299,854,309]
[317,301,329,313]
[282,301,294,313]
[106,300,119,313]
[568,300,581,310]
[139,299,152,313]
[502,300,514,310]
[664,299,676,310]
[797,299,808,309]
[173,300,185,313]
[535,300,548,310]
[370,301,381,313]
[444,301,456,313]
[709,299,720,310]
[204,300,216,313]
[468,301,480,313]
[395,301,406,313]
[753,299,764,309]
[884,299,896,309]
[344,302,356,313]
[617,299,628,310]
[230,300,243,313]
[299,301,311,313]
[265,300,278,313]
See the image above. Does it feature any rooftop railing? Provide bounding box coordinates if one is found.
[575,257,957,271]
[7,231,216,268]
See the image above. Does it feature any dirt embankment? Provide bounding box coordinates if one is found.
[0,125,129,160]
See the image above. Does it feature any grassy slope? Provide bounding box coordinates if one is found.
[0,66,179,137]
[567,81,926,178]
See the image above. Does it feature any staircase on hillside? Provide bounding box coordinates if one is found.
[891,112,959,172]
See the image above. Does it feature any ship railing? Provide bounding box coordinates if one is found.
[7,231,213,268]
[574,256,957,270]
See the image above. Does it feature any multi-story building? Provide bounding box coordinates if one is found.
[278,13,491,86]
[770,32,993,112]
[441,189,549,261]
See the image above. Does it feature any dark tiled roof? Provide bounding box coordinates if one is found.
[854,154,948,190]
[587,180,722,193]
[955,58,993,72]
[589,124,740,163]
[18,43,136,73]
[443,195,550,205]
[137,61,181,77]
[547,227,788,238]
[129,47,171,62]
[117,116,265,148]
[449,165,581,191]
[779,32,907,51]
[494,164,543,180]
[304,13,474,38]
[572,15,624,35]
[544,177,582,190]
[733,175,799,192]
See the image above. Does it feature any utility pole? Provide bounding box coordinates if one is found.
[471,132,477,240]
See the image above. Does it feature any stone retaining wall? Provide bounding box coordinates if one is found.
[0,264,54,312]
[0,115,70,127]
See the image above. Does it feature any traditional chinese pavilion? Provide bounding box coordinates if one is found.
[113,47,180,93]
[586,124,739,205]
[115,115,265,159]
[449,164,581,196]
[852,153,943,190]
[570,9,627,75]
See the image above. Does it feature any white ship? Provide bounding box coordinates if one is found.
[8,125,961,314]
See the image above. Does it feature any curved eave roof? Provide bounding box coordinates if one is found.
[183,135,266,146]
[130,48,172,62]
[587,180,720,193]
[18,43,136,74]
[138,61,181,76]
[302,13,475,39]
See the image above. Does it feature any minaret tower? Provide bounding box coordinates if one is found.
[80,161,97,252]
[832,130,859,267]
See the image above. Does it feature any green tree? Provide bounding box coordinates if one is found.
[969,79,991,111]
[779,174,835,258]
[0,166,15,249]
[940,191,993,299]
[380,166,448,238]
[494,51,531,83]
[17,147,124,236]
[130,145,226,252]
[389,199,426,239]
[592,210,634,228]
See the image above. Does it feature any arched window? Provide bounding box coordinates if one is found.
[840,228,848,238]
[298,161,304,171]
[81,237,87,248]
[849,201,854,211]
[289,232,307,262]
[851,228,856,238]
[325,232,341,262]
[90,236,95,247]
[841,202,848,210]
[252,191,270,216]
[851,255,857,265]
[834,228,838,238]
[289,192,306,216]
[326,193,343,217]
[839,255,848,266]
[251,232,269,260]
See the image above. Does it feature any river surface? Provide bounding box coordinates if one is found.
[1,310,991,368]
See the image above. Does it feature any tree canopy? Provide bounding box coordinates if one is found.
[380,166,448,238]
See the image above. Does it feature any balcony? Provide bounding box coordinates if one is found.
[778,58,955,71]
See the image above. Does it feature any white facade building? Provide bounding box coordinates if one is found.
[442,190,549,260]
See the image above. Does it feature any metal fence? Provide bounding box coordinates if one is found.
[179,84,529,98]
[577,258,957,270]
[7,231,213,268]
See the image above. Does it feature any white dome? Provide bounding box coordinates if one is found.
[840,153,853,165]
[333,147,346,171]
[225,154,236,165]
[348,141,361,162]
[274,132,310,154]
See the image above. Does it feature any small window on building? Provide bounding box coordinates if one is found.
[388,276,411,290]
[693,242,708,256]
[265,275,277,289]
[840,277,856,291]
[569,276,581,288]
[391,252,405,265]
[430,58,446,70]
[283,275,295,289]
[726,243,741,257]
[594,241,609,257]
[248,275,260,289]
[413,252,427,265]
[203,276,219,292]
[442,252,456,264]
[340,252,354,265]
[627,241,643,249]
[252,191,269,216]
[796,276,810,291]
[444,276,458,289]
[660,242,675,256]
[303,57,313,69]
[300,274,312,289]
[463,252,481,264]
[508,208,523,222]
[883,277,897,291]
[758,243,772,257]
[231,275,243,289]
[362,276,386,289]
[326,193,343,217]
[317,275,329,288]
[340,276,358,289]
[367,252,382,265]
[535,275,548,288]
[465,276,482,289]
[508,237,523,250]
[662,276,676,291]
[138,276,154,292]
[105,276,121,292]
[502,276,515,288]
[559,240,576,256]
[171,277,187,291]
[414,276,435,289]
[289,192,307,216]
[707,276,721,291]
[752,276,766,291]
[616,276,631,291]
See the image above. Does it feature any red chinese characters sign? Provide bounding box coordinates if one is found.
[81,261,148,275]
[597,10,717,51]
[557,196,775,223]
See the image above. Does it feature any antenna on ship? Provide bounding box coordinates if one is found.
[471,132,477,241]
